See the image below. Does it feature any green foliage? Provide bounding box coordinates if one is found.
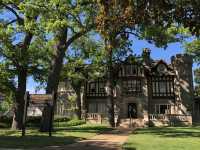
[65,119,86,127]
[26,116,42,127]
[54,118,85,127]
[0,0,51,93]
[185,39,200,63]
[0,116,12,128]
[185,38,200,96]
[0,92,13,113]
[54,116,70,122]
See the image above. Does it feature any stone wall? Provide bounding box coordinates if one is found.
[171,54,194,115]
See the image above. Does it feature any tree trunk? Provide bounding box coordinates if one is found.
[81,85,87,120]
[46,29,68,94]
[75,88,82,120]
[12,68,27,130]
[40,29,68,132]
[42,28,88,131]
[106,49,115,127]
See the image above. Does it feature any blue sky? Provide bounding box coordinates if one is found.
[27,37,198,94]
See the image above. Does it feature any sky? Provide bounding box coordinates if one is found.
[27,36,198,94]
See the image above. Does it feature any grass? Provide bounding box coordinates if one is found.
[0,123,112,149]
[123,126,200,150]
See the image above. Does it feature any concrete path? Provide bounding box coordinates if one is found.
[42,129,132,150]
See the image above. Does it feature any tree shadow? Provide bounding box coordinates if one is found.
[122,143,137,150]
[0,135,84,149]
[55,126,113,133]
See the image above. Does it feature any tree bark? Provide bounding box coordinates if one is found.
[75,88,82,119]
[11,32,32,130]
[40,29,68,131]
[46,29,88,94]
[12,68,27,130]
[106,48,115,127]
[42,28,88,131]
[46,29,68,94]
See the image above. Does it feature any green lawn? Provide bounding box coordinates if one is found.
[0,124,112,149]
[123,126,200,150]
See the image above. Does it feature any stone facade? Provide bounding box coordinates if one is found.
[58,49,195,127]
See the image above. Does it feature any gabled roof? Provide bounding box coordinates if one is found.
[151,59,173,70]
[148,59,175,76]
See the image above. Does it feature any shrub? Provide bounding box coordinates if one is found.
[66,119,85,126]
[54,117,70,122]
[0,116,12,123]
[0,122,10,128]
[54,119,86,127]
[26,116,41,127]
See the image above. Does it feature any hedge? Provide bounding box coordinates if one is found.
[0,116,85,128]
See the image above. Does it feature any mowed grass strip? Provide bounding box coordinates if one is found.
[0,124,112,149]
[123,126,200,150]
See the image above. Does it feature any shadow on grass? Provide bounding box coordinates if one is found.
[122,143,137,150]
[135,126,200,138]
[55,126,113,133]
[0,135,83,149]
[0,125,114,149]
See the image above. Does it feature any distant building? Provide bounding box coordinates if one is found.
[58,49,196,127]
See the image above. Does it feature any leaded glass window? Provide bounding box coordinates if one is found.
[123,79,142,95]
[151,76,174,98]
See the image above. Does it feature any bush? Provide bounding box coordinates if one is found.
[26,116,41,127]
[66,119,86,126]
[0,122,10,128]
[0,116,12,128]
[54,119,86,127]
[54,117,70,122]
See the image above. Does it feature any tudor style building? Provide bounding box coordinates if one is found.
[58,48,195,127]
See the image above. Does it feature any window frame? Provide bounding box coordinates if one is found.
[86,79,106,97]
[154,104,171,114]
[119,64,144,77]
[122,79,142,96]
[151,75,175,98]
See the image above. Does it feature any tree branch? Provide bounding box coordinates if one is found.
[0,47,20,68]
[66,29,89,47]
[0,3,23,24]
[117,31,142,39]
[5,19,17,26]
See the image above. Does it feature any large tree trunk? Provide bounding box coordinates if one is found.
[40,29,68,132]
[46,29,68,94]
[106,49,115,127]
[10,31,33,130]
[42,28,88,131]
[71,81,82,120]
[12,68,27,130]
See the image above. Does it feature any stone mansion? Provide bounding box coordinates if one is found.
[57,49,199,127]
